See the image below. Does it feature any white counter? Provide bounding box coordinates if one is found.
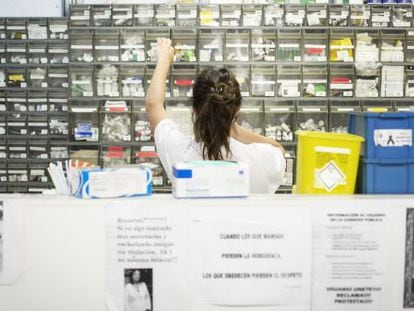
[0,194,413,311]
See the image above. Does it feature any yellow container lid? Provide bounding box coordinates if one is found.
[296,130,364,142]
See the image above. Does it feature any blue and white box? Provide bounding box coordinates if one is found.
[172,161,249,198]
[70,166,152,199]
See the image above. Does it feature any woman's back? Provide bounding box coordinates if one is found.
[155,119,286,194]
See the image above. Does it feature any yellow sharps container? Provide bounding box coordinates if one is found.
[295,131,364,194]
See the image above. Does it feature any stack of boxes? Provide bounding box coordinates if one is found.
[349,112,414,194]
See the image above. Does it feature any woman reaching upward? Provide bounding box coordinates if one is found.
[146,38,286,193]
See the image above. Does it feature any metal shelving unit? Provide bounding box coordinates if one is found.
[66,3,414,194]
[0,17,69,193]
[3,4,414,193]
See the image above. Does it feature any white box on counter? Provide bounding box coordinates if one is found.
[70,166,152,199]
[172,161,249,198]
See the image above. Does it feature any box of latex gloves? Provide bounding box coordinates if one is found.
[71,166,152,199]
[172,161,249,198]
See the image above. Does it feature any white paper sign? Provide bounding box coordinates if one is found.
[311,203,395,311]
[105,203,190,311]
[191,208,312,307]
[374,129,412,147]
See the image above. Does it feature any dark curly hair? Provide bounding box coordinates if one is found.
[192,68,242,160]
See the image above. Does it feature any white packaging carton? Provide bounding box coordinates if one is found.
[172,161,249,198]
[70,166,152,199]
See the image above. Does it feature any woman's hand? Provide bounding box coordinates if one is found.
[156,37,174,66]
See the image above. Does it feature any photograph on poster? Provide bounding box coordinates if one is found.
[124,268,153,311]
[0,201,3,270]
[404,208,414,308]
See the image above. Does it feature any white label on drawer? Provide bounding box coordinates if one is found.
[372,16,389,22]
[121,44,144,49]
[135,13,154,18]
[394,21,411,27]
[7,98,25,102]
[49,49,68,53]
[7,26,25,30]
[303,107,322,112]
[330,83,353,89]
[49,73,68,78]
[50,26,67,33]
[240,107,260,112]
[304,79,326,84]
[7,48,26,53]
[252,81,275,85]
[226,43,248,48]
[95,46,119,50]
[270,107,289,112]
[71,15,89,20]
[203,44,219,49]
[72,80,91,85]
[122,79,142,84]
[114,14,132,20]
[222,13,241,19]
[29,48,46,53]
[279,43,299,48]
[30,74,45,80]
[49,98,67,103]
[71,45,92,49]
[28,97,46,103]
[374,129,412,147]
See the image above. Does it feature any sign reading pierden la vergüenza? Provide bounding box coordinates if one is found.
[191,216,312,307]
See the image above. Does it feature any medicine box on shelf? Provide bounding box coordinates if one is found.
[264,100,295,142]
[101,145,131,168]
[348,112,414,159]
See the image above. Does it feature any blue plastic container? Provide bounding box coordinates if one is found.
[348,112,414,159]
[381,0,397,3]
[358,158,414,194]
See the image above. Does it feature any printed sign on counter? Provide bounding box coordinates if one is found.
[311,202,399,311]
[105,202,190,311]
[191,213,312,307]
